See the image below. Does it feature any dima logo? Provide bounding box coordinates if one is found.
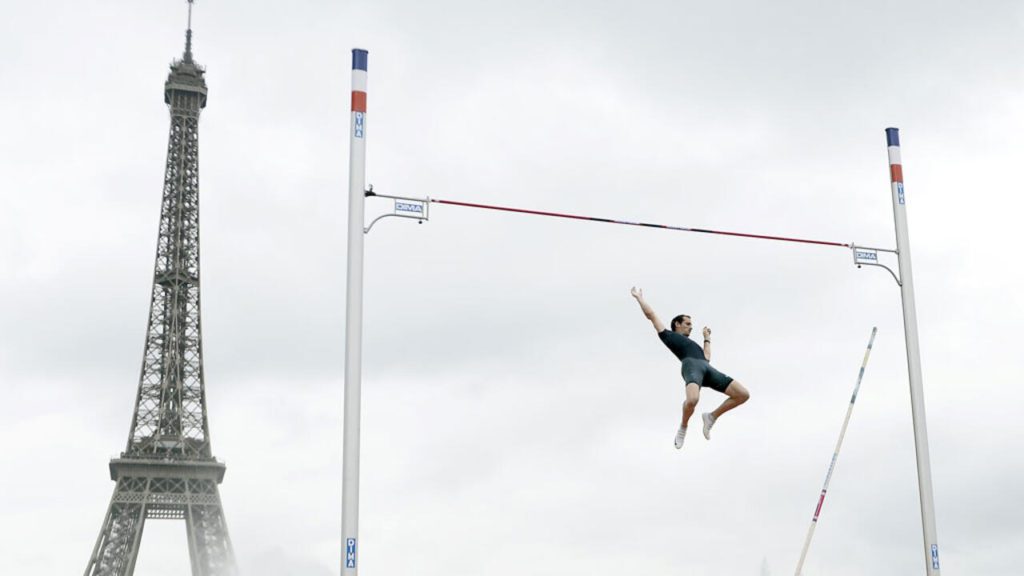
[346,538,357,568]
[354,113,365,139]
[396,201,424,214]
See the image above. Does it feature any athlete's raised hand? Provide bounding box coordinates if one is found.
[703,326,711,340]
[631,287,664,332]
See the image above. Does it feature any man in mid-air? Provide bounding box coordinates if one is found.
[631,287,750,449]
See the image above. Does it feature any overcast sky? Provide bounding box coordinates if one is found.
[2,1,1022,575]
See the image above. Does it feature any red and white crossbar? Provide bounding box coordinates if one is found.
[366,191,873,250]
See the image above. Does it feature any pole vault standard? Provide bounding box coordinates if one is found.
[795,327,877,575]
[342,48,368,576]
[341,52,940,571]
[887,128,942,575]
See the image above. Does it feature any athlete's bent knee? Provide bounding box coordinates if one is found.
[731,383,750,403]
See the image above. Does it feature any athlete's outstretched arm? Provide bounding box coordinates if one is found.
[631,287,666,332]
[703,326,712,361]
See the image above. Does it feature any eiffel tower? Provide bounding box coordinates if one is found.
[84,3,237,575]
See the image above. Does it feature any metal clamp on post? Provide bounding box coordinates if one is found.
[364,186,430,233]
[851,243,901,286]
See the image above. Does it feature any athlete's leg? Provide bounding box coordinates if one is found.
[709,380,750,420]
[682,383,701,427]
[674,383,701,448]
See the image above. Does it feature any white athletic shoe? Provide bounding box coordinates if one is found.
[702,413,716,440]
[674,426,687,449]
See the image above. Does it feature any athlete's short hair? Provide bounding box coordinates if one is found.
[670,314,691,332]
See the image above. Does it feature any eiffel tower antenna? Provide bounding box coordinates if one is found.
[83,2,236,574]
[185,0,195,62]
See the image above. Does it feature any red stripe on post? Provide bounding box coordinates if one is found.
[351,91,367,113]
[890,164,903,183]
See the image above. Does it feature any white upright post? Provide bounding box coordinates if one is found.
[343,48,368,576]
[886,127,941,575]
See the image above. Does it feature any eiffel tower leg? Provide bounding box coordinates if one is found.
[84,478,149,576]
[185,480,237,576]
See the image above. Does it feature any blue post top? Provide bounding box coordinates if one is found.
[885,127,900,147]
[352,49,368,71]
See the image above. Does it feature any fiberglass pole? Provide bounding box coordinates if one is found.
[886,127,941,575]
[794,327,878,575]
[343,48,368,576]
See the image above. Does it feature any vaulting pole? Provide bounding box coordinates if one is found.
[886,127,941,575]
[342,48,368,576]
[795,327,877,575]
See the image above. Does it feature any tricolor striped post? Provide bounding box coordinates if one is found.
[794,328,877,575]
[887,127,942,575]
[342,48,368,576]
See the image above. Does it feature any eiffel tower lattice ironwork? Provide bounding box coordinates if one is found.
[84,4,237,575]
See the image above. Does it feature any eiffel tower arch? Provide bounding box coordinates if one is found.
[84,3,237,575]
